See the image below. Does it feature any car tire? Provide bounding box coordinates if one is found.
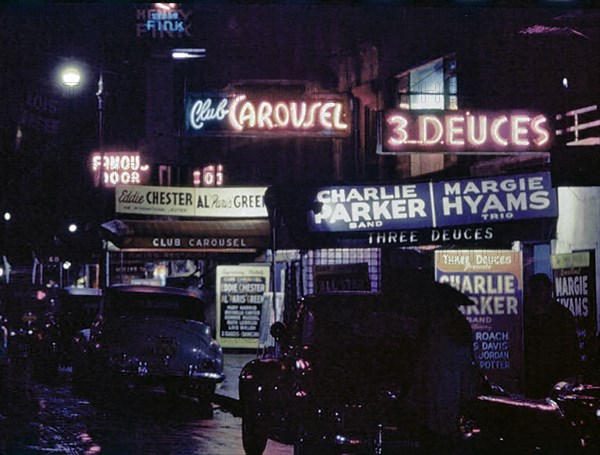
[241,404,268,455]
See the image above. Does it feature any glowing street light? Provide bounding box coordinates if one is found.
[61,67,82,87]
[68,223,78,233]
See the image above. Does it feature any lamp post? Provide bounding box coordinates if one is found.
[59,65,105,167]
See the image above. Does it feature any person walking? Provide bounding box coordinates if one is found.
[524,273,580,397]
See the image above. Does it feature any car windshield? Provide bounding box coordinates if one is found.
[108,292,204,321]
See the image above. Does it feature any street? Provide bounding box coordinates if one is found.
[0,369,291,455]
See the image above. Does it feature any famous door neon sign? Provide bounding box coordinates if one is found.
[382,110,552,154]
[185,92,351,138]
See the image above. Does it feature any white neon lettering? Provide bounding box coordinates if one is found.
[531,115,550,146]
[238,101,256,128]
[290,102,307,128]
[225,97,347,133]
[446,116,465,145]
[257,102,273,129]
[466,115,487,145]
[332,103,348,130]
[420,116,443,144]
[387,115,409,145]
[228,95,247,131]
[511,115,530,146]
[319,102,336,129]
[274,102,290,127]
[490,116,508,146]
[304,102,322,128]
[189,98,229,130]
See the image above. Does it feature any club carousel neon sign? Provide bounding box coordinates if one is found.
[185,92,351,137]
[382,110,552,153]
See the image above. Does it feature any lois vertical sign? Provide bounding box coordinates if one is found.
[435,250,524,392]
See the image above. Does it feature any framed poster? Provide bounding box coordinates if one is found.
[435,249,524,392]
[216,265,270,349]
[551,250,597,362]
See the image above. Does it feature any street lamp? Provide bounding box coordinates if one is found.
[58,63,104,151]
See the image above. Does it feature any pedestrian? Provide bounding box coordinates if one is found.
[524,273,580,397]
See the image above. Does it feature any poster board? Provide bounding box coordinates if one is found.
[551,250,597,362]
[216,265,270,349]
[435,250,524,392]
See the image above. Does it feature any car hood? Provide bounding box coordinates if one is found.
[302,345,412,403]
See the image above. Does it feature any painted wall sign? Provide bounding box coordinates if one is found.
[184,91,351,137]
[435,250,524,392]
[116,185,268,218]
[551,250,597,362]
[308,172,557,232]
[382,110,552,154]
[216,265,270,349]
[91,152,150,187]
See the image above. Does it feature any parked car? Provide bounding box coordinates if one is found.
[239,287,600,455]
[54,286,102,365]
[239,288,484,455]
[466,371,600,454]
[73,284,224,401]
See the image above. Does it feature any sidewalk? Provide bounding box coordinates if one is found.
[214,350,261,413]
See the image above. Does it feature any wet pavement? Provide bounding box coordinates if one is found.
[0,353,291,455]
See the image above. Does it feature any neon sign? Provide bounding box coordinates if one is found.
[135,7,192,38]
[382,111,552,154]
[185,92,351,138]
[90,152,150,187]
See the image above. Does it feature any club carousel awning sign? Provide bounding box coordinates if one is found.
[184,91,351,138]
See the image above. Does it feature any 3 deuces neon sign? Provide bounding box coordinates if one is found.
[185,91,351,138]
[382,110,552,154]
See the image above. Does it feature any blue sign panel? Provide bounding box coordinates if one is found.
[432,172,557,227]
[308,182,434,232]
[307,172,557,233]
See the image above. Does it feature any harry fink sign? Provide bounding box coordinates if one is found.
[308,172,557,245]
[184,91,351,137]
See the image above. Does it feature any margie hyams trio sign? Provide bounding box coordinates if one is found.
[382,110,552,153]
[184,92,351,137]
[308,172,557,232]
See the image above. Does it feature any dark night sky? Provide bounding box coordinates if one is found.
[1,1,599,261]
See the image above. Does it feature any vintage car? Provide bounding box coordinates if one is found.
[239,288,600,455]
[465,372,600,454]
[239,288,484,455]
[72,284,224,401]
